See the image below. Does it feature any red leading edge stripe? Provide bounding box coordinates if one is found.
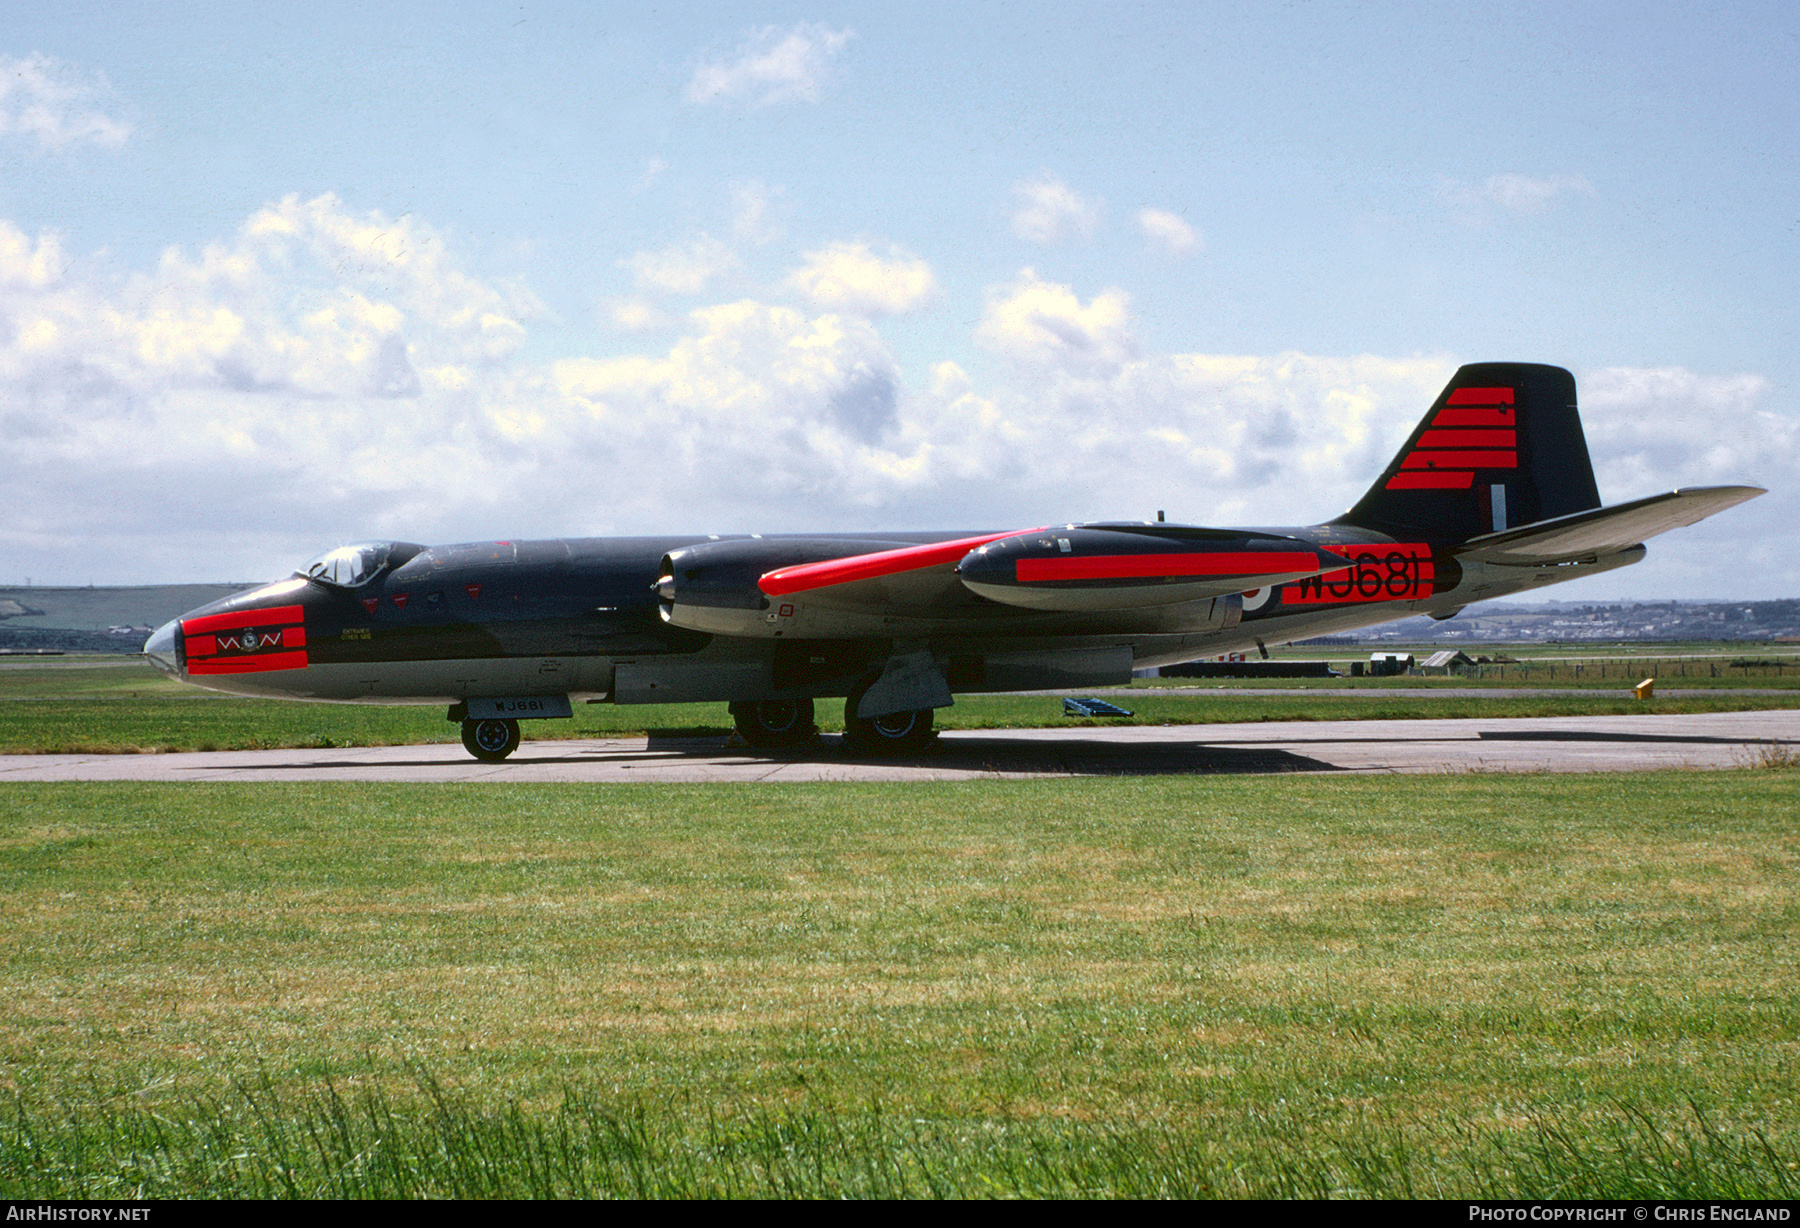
[1016,551,1328,583]
[759,531,1041,596]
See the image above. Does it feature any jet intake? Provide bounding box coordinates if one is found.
[657,537,917,636]
[956,526,1352,612]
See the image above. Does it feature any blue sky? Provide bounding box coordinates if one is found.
[2,1,1795,598]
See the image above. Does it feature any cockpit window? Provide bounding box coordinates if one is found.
[300,542,396,589]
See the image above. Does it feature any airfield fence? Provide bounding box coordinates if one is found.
[1471,657,1792,680]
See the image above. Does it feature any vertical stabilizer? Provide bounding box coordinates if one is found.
[1333,362,1601,541]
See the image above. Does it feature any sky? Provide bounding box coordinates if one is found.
[1,1,1796,598]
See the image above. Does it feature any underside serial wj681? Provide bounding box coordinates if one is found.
[145,363,1763,760]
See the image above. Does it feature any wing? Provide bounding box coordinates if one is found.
[658,525,1356,638]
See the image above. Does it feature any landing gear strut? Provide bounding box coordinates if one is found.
[729,698,817,748]
[461,717,520,762]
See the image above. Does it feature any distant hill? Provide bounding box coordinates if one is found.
[0,584,260,651]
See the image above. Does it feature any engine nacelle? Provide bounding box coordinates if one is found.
[956,525,1351,612]
[657,537,917,636]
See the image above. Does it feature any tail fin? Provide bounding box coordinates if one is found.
[1333,362,1601,541]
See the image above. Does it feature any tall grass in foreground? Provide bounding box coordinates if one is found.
[4,774,1795,1198]
[2,1073,1793,1199]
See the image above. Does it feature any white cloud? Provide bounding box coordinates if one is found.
[622,236,740,294]
[686,24,854,107]
[0,220,65,288]
[785,241,938,316]
[0,196,1786,597]
[1579,366,1792,498]
[975,269,1136,372]
[605,298,672,332]
[1438,173,1596,224]
[0,52,130,150]
[1010,174,1100,244]
[1137,207,1201,256]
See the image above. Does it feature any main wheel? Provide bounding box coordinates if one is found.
[729,698,817,748]
[461,717,521,762]
[841,679,936,756]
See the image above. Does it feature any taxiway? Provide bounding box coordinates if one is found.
[2,709,1795,782]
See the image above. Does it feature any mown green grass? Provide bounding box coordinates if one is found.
[4,656,1800,754]
[0,773,1795,1196]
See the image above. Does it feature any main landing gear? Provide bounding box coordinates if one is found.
[729,698,817,748]
[841,675,936,756]
[730,690,937,756]
[461,717,520,762]
[842,706,936,755]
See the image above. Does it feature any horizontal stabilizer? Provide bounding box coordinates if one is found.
[1452,485,1765,565]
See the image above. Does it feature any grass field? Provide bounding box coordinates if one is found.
[4,654,1800,755]
[0,773,1795,1197]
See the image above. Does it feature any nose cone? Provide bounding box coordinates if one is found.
[144,619,181,676]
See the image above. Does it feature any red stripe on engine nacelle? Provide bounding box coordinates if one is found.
[759,530,1038,596]
[1386,471,1474,489]
[1401,450,1517,470]
[1417,429,1516,448]
[1432,406,1515,426]
[188,650,310,675]
[1015,551,1326,583]
[1446,386,1515,405]
[181,604,306,635]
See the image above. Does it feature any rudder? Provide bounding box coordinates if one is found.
[1333,362,1601,541]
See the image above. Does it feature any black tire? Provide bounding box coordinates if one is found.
[841,679,936,756]
[729,698,817,748]
[461,718,520,762]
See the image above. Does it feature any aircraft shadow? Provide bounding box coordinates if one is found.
[647,733,1344,776]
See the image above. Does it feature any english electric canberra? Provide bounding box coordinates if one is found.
[145,363,1763,760]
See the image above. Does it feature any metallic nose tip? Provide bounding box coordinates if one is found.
[144,619,180,676]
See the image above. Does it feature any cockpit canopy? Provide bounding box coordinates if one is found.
[299,541,426,588]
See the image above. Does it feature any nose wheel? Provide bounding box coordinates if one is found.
[461,718,521,762]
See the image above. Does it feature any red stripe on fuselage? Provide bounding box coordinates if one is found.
[180,604,306,635]
[759,531,1038,596]
[1015,551,1326,583]
[1282,544,1435,604]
